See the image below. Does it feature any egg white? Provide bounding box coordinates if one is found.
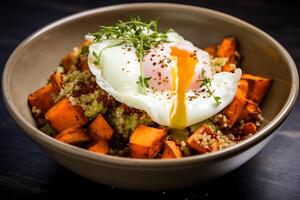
[88,32,241,127]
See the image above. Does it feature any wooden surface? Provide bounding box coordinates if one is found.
[0,0,299,199]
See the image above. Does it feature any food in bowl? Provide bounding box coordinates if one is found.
[27,18,272,159]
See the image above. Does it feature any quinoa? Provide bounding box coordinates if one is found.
[55,66,154,140]
[56,67,107,120]
[57,65,262,152]
[30,37,267,158]
[107,104,154,138]
[209,57,228,73]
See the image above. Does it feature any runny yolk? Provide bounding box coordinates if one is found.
[170,47,198,129]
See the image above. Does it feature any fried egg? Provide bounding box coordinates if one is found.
[88,32,241,129]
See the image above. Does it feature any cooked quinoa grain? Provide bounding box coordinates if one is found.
[28,36,270,158]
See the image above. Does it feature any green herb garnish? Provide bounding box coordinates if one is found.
[137,76,152,92]
[91,17,170,92]
[80,45,89,56]
[200,70,221,106]
[92,41,124,67]
[92,51,100,65]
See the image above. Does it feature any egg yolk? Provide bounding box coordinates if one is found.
[170,47,198,129]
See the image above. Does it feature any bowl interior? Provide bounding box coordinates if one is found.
[4,4,294,155]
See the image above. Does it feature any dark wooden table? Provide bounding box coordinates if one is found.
[1,0,299,199]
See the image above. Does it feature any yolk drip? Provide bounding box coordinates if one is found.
[170,47,197,129]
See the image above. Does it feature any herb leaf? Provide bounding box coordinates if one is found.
[138,76,152,92]
[80,45,89,56]
[200,70,221,106]
[90,17,170,91]
[92,51,100,65]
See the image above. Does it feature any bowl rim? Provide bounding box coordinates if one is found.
[2,2,299,168]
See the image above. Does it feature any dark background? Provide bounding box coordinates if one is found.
[0,0,299,199]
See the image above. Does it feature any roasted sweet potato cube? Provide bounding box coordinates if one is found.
[217,37,237,64]
[80,40,92,47]
[243,122,257,135]
[204,46,217,57]
[242,74,272,104]
[161,141,182,159]
[50,72,63,95]
[77,56,89,71]
[187,124,219,154]
[129,125,167,159]
[222,64,235,72]
[239,99,261,121]
[55,126,90,145]
[28,83,55,113]
[88,138,109,154]
[211,141,220,152]
[60,48,79,72]
[45,98,88,132]
[88,114,113,141]
[60,40,91,72]
[223,80,248,127]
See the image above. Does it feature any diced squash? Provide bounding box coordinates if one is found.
[60,40,92,72]
[238,79,249,96]
[211,141,220,152]
[239,99,261,121]
[129,125,167,159]
[60,48,80,72]
[88,138,109,154]
[28,83,55,113]
[77,56,89,71]
[77,40,92,71]
[187,124,219,154]
[88,114,113,141]
[217,37,238,72]
[45,98,88,132]
[81,40,92,48]
[55,126,90,145]
[50,72,63,95]
[204,46,217,57]
[243,122,257,135]
[223,80,248,127]
[222,64,235,72]
[161,141,182,159]
[217,37,237,64]
[242,74,272,104]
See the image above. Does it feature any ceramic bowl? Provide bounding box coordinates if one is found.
[2,3,298,190]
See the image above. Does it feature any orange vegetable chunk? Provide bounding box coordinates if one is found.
[55,126,90,145]
[161,141,182,159]
[50,72,63,95]
[60,48,79,72]
[224,80,248,127]
[89,114,113,141]
[239,99,261,121]
[204,46,217,57]
[187,124,219,154]
[88,138,109,154]
[129,125,167,159]
[28,83,55,113]
[242,74,272,104]
[243,122,257,135]
[45,98,88,132]
[217,37,237,63]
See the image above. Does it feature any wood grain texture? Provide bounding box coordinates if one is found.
[0,0,299,199]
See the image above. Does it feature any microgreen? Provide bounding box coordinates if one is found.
[137,76,152,93]
[92,51,100,65]
[79,45,89,56]
[90,17,171,92]
[92,41,125,67]
[200,70,221,106]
